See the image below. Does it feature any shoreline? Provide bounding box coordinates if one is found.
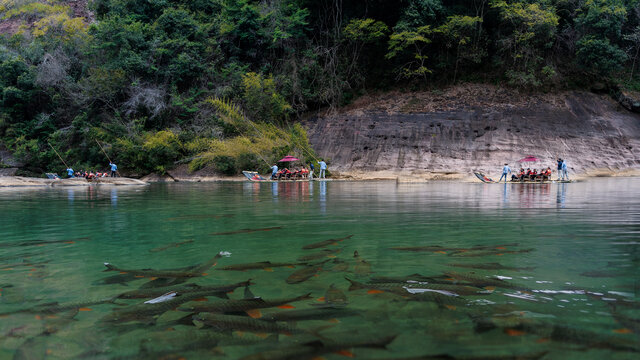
[2,167,637,187]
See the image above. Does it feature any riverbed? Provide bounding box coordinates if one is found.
[0,178,638,359]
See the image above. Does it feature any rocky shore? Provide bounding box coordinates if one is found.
[305,85,640,181]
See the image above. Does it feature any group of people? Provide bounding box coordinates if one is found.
[271,160,327,180]
[499,158,570,182]
[66,162,118,179]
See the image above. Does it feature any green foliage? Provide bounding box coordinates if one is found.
[386,26,433,80]
[142,130,183,169]
[212,155,236,175]
[343,19,388,43]
[241,72,292,124]
[576,36,627,76]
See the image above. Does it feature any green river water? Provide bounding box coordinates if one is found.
[0,178,638,360]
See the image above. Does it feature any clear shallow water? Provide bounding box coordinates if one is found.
[0,178,638,359]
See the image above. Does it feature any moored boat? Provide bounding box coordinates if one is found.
[242,171,311,182]
[473,171,572,184]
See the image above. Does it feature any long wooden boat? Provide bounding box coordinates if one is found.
[242,170,312,182]
[473,171,572,184]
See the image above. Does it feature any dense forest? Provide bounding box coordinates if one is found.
[1,0,639,176]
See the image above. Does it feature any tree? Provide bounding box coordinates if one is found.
[436,15,484,83]
[386,25,433,80]
[576,35,627,77]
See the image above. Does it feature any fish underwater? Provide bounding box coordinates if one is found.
[0,298,115,317]
[297,248,341,262]
[262,307,360,323]
[286,260,329,284]
[211,227,282,236]
[178,293,312,314]
[238,333,397,360]
[149,239,194,253]
[101,291,223,324]
[302,235,353,250]
[116,280,252,299]
[103,252,223,279]
[193,313,305,334]
[220,261,302,271]
[449,263,535,271]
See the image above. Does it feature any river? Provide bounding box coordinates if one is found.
[0,178,638,359]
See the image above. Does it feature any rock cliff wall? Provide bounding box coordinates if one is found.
[304,85,640,179]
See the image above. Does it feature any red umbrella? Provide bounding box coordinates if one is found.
[277,156,300,162]
[518,156,539,162]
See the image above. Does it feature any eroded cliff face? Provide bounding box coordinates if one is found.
[305,85,640,179]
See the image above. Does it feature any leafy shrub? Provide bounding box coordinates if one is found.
[142,130,183,170]
[236,152,260,171]
[213,155,236,175]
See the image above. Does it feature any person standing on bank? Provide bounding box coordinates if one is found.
[109,162,118,177]
[309,162,314,179]
[561,159,569,181]
[557,158,563,180]
[499,163,511,182]
[318,159,327,179]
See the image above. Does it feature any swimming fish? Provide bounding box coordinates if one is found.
[302,235,353,250]
[103,252,223,278]
[178,293,312,314]
[390,245,466,252]
[220,261,303,271]
[286,260,329,284]
[323,284,348,305]
[238,333,397,360]
[345,277,485,297]
[116,280,252,299]
[0,237,90,249]
[297,248,341,262]
[450,263,535,271]
[369,273,438,284]
[193,313,305,334]
[262,307,360,322]
[449,248,534,257]
[211,227,282,236]
[0,298,114,317]
[101,291,219,324]
[443,272,527,290]
[329,258,349,272]
[149,239,194,253]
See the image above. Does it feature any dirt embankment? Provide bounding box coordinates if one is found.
[304,85,640,181]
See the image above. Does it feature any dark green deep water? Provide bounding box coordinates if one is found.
[0,178,638,359]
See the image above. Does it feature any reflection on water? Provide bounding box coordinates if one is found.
[0,178,639,359]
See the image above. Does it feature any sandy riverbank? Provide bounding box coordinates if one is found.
[0,176,148,187]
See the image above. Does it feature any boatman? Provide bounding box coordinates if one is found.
[561,159,569,181]
[109,162,118,177]
[499,163,511,182]
[557,158,563,180]
[271,164,278,180]
[66,167,74,178]
[318,159,327,179]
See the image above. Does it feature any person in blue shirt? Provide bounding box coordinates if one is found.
[318,160,327,179]
[271,164,278,180]
[499,163,511,182]
[561,159,569,181]
[557,158,563,180]
[309,162,314,179]
[66,168,74,178]
[109,162,118,177]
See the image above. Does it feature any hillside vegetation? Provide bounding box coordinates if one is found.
[1,0,639,175]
